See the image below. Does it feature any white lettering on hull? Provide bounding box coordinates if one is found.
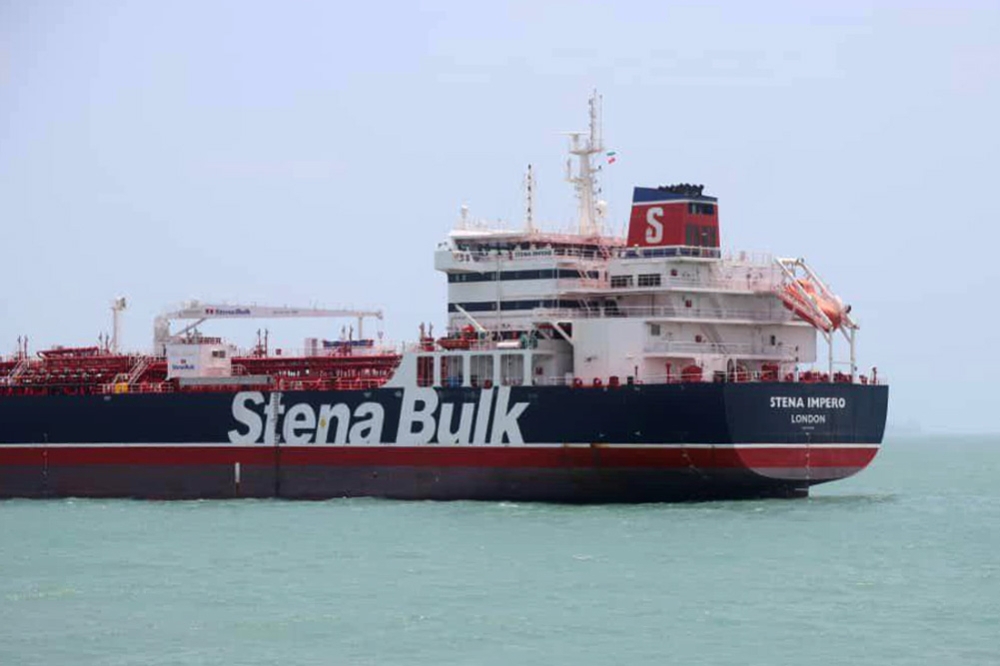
[397,388,439,444]
[490,387,529,444]
[228,388,529,446]
[770,396,847,410]
[228,392,265,444]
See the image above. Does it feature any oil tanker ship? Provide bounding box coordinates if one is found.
[0,95,888,501]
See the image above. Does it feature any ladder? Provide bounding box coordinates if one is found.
[9,357,29,380]
[127,355,151,384]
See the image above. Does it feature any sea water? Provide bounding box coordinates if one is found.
[1,435,997,666]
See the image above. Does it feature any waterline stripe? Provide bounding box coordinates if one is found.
[0,442,880,449]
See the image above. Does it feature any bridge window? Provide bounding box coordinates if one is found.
[447,272,497,283]
[448,302,498,313]
[441,356,464,388]
[447,269,602,283]
[500,354,524,386]
[638,273,661,287]
[470,355,494,387]
[417,356,434,387]
[610,275,633,288]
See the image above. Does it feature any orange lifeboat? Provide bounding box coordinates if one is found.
[780,280,846,331]
[437,337,472,350]
[437,325,479,350]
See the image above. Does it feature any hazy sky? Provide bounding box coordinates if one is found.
[1,1,997,433]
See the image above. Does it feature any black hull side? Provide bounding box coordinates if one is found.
[0,382,888,502]
[0,464,809,502]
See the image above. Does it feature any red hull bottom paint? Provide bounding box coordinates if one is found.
[0,444,877,502]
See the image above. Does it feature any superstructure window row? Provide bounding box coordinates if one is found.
[638,273,661,287]
[620,246,721,259]
[448,269,600,283]
[448,299,588,312]
[611,273,663,288]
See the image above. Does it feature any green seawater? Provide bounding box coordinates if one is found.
[1,435,998,666]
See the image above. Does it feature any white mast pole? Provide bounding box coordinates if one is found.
[565,90,604,237]
[849,327,857,383]
[524,164,536,233]
[827,331,834,377]
[111,297,127,354]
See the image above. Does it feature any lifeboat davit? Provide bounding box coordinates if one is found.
[781,280,846,331]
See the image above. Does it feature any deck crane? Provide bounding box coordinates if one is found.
[153,301,383,354]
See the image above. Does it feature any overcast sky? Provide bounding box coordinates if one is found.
[1,1,997,433]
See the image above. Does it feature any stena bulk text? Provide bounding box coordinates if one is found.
[228,388,530,446]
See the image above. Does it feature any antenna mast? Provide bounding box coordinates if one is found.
[565,90,604,236]
[524,164,537,233]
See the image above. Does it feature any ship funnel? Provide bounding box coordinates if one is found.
[625,185,720,250]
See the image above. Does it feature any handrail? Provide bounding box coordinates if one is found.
[230,346,400,359]
[556,273,782,293]
[402,339,542,354]
[528,371,884,387]
[95,382,175,395]
[127,356,151,384]
[641,341,799,359]
[9,357,29,379]
[532,304,797,323]
[446,245,770,264]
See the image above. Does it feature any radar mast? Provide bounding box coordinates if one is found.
[565,91,604,236]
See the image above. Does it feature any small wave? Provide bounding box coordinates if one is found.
[5,587,79,602]
[806,493,898,505]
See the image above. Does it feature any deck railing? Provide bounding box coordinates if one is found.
[641,340,800,359]
[528,371,884,387]
[533,304,797,323]
[445,245,774,265]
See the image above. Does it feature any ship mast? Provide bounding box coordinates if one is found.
[565,91,604,237]
[110,297,127,354]
[524,164,536,233]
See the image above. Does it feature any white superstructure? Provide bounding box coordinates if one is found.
[427,92,860,388]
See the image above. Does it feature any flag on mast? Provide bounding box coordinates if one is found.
[606,150,617,164]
